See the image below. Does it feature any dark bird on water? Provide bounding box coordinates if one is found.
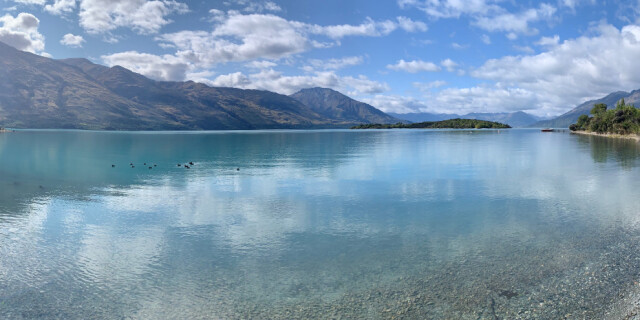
[185,165,190,169]
[189,162,194,165]
[144,163,147,165]
[177,164,181,167]
[236,168,240,171]
[112,164,115,167]
[130,163,133,166]
[154,164,157,167]
[149,166,153,169]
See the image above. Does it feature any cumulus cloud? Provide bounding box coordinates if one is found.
[157,14,309,65]
[12,0,46,4]
[367,24,640,116]
[400,0,557,37]
[245,60,277,69]
[361,94,432,113]
[208,71,251,87]
[101,51,190,81]
[125,11,425,82]
[0,12,45,53]
[60,33,84,47]
[536,34,560,46]
[473,3,556,35]
[441,58,457,71]
[302,17,398,39]
[429,86,539,114]
[469,23,640,115]
[364,86,539,115]
[44,0,76,15]
[397,0,499,19]
[413,80,447,91]
[224,0,282,13]
[307,56,364,71]
[209,69,389,96]
[79,0,188,35]
[387,59,440,73]
[396,16,427,32]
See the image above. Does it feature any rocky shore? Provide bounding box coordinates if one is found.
[570,130,640,142]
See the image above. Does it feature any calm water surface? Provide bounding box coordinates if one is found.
[1,129,640,319]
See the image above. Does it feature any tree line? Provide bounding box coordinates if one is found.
[351,118,511,129]
[569,99,640,135]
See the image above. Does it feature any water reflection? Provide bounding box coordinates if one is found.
[573,133,640,168]
[1,129,640,319]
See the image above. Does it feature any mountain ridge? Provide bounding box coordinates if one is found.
[290,87,400,124]
[531,91,640,128]
[389,111,541,127]
[0,41,400,130]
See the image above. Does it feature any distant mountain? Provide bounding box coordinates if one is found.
[0,41,347,130]
[464,111,541,127]
[387,112,456,122]
[290,87,400,124]
[389,111,540,127]
[531,91,640,128]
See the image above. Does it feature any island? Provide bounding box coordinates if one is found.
[569,99,640,140]
[351,118,511,129]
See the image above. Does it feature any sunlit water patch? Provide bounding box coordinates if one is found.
[1,129,640,319]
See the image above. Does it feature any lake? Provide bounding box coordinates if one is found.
[1,129,640,319]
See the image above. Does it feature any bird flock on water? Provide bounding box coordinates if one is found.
[111,162,240,171]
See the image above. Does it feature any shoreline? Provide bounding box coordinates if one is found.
[570,130,640,142]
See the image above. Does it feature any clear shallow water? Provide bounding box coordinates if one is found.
[1,129,640,319]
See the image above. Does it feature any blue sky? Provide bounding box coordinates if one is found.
[2,0,640,117]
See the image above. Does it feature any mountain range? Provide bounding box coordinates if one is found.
[290,88,399,124]
[2,39,637,131]
[0,41,399,130]
[531,91,640,128]
[389,111,542,127]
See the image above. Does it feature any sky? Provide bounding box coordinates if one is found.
[2,0,640,117]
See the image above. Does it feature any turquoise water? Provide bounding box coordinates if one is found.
[1,129,640,319]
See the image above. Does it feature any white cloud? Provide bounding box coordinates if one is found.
[60,33,84,47]
[303,17,399,39]
[466,23,640,115]
[210,69,389,96]
[451,42,468,49]
[473,3,556,35]
[12,0,46,4]
[387,59,440,73]
[141,11,423,81]
[396,16,427,32]
[308,56,363,71]
[413,80,447,91]
[536,34,560,46]
[157,14,309,65]
[44,0,76,15]
[246,60,277,69]
[364,86,539,115]
[0,12,45,53]
[101,51,190,81]
[361,94,432,113]
[430,86,538,114]
[79,0,188,35]
[398,0,499,19]
[223,0,282,13]
[208,71,251,87]
[441,58,457,71]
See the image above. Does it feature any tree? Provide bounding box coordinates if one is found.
[591,103,607,115]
